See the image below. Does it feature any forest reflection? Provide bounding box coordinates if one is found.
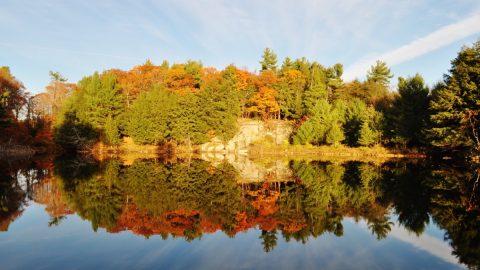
[0,156,479,268]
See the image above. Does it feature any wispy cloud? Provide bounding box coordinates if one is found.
[0,42,145,61]
[388,224,462,266]
[343,12,480,81]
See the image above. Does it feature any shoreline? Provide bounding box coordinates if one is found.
[89,140,426,163]
[0,144,36,159]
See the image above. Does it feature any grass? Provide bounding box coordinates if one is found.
[90,135,426,165]
[248,143,426,163]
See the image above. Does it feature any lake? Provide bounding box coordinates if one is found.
[0,155,478,269]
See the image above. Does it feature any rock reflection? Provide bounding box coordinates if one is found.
[1,155,479,268]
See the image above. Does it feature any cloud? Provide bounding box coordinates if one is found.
[343,12,480,81]
[0,42,144,61]
[387,224,462,266]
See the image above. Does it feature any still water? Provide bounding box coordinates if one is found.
[0,155,478,269]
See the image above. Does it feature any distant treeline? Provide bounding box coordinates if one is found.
[1,41,479,157]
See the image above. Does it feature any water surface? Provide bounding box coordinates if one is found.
[0,156,478,269]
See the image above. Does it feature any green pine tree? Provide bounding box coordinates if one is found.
[326,121,345,146]
[390,74,429,147]
[126,87,173,144]
[303,62,328,114]
[358,121,376,146]
[366,60,393,87]
[427,41,480,155]
[103,114,120,145]
[260,48,278,72]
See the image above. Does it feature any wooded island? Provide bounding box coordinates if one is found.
[1,41,479,159]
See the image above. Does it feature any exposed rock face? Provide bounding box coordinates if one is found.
[200,119,292,154]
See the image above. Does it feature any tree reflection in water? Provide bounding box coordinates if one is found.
[1,156,478,268]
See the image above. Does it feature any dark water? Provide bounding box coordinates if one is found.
[0,156,479,270]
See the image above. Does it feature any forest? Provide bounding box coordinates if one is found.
[0,41,479,158]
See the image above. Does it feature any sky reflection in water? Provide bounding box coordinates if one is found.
[0,157,477,270]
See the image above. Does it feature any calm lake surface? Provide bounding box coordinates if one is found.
[0,155,478,269]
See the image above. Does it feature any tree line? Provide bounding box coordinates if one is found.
[1,41,479,157]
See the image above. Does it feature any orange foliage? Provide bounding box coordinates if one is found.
[234,69,254,93]
[247,183,280,216]
[117,64,167,106]
[247,86,280,119]
[43,81,76,118]
[200,67,221,87]
[112,205,202,237]
[233,211,251,232]
[255,215,280,231]
[0,209,23,232]
[33,177,73,218]
[280,69,305,81]
[165,66,197,93]
[255,70,277,88]
[200,218,222,233]
[282,215,307,233]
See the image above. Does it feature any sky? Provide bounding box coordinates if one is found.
[1,0,480,94]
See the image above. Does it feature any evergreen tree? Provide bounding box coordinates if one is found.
[276,69,306,119]
[126,87,174,144]
[54,112,98,151]
[160,60,169,69]
[342,98,368,146]
[103,114,120,145]
[390,74,429,147]
[169,92,210,144]
[281,57,294,71]
[293,120,316,145]
[293,100,344,145]
[303,62,328,114]
[427,41,480,155]
[75,71,124,130]
[367,60,393,87]
[358,121,376,146]
[200,66,241,141]
[326,63,344,99]
[184,60,203,88]
[326,121,345,146]
[260,48,278,72]
[55,71,123,147]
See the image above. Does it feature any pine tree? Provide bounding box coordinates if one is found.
[277,69,306,119]
[293,100,344,145]
[281,57,294,71]
[200,65,241,142]
[125,87,173,144]
[54,112,97,151]
[326,121,345,146]
[75,71,123,130]
[342,98,368,146]
[303,62,328,114]
[169,92,210,144]
[326,63,344,92]
[390,74,429,147]
[260,48,278,72]
[293,120,316,145]
[428,41,480,155]
[103,114,120,145]
[358,121,376,146]
[367,60,393,87]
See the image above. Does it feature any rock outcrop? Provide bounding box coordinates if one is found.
[200,119,292,154]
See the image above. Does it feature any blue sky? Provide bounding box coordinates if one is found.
[1,0,480,94]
